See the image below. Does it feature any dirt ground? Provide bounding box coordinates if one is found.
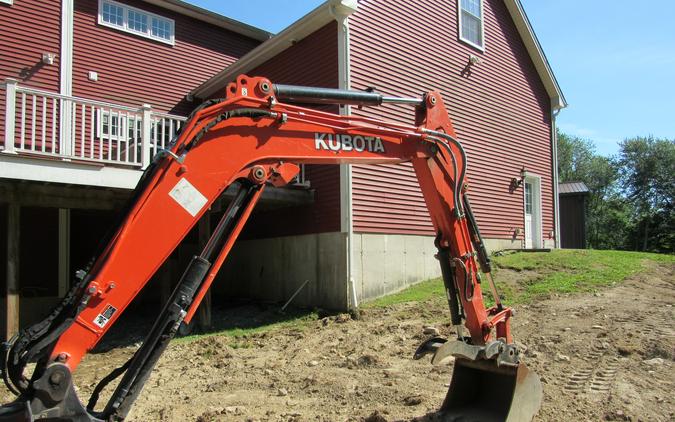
[5,262,674,421]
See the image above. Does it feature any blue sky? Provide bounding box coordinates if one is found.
[189,1,675,156]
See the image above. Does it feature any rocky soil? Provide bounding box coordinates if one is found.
[2,262,673,421]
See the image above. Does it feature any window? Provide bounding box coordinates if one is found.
[127,9,148,33]
[458,0,484,50]
[0,0,14,5]
[102,2,123,26]
[525,182,533,215]
[152,17,171,40]
[96,110,181,147]
[98,0,174,45]
[96,110,141,141]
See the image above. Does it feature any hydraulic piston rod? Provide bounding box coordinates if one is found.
[273,84,423,106]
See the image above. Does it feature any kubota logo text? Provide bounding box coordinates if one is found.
[315,133,385,153]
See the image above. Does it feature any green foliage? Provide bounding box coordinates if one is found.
[557,132,596,183]
[364,250,673,308]
[556,130,629,249]
[556,131,674,252]
[618,137,675,252]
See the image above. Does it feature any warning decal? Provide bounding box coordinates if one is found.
[168,178,208,217]
[93,304,117,328]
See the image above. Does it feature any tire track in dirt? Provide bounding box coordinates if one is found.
[1,262,671,422]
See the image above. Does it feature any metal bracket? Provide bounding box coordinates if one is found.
[415,338,520,368]
[156,149,186,164]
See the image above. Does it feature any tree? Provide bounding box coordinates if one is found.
[557,131,595,183]
[618,137,675,252]
[557,130,628,249]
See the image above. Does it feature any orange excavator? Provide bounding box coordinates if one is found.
[0,75,542,421]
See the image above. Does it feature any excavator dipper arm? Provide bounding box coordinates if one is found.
[0,75,541,421]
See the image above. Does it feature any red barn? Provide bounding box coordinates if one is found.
[193,0,566,308]
[1,0,565,339]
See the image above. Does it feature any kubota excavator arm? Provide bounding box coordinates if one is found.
[0,75,541,421]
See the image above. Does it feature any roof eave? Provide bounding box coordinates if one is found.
[191,0,358,99]
[191,0,565,106]
[142,0,272,42]
[504,0,567,110]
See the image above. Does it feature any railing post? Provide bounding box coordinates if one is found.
[60,98,73,158]
[141,104,152,169]
[3,78,18,154]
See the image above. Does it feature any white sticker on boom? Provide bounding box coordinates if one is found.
[93,304,117,328]
[169,178,208,217]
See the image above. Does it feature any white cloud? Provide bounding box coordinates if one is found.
[557,122,621,156]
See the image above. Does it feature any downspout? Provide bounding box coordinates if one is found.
[551,102,562,248]
[330,0,358,308]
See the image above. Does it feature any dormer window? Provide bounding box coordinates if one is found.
[98,0,175,45]
[458,0,484,50]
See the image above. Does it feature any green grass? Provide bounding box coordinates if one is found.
[174,310,319,345]
[498,249,674,301]
[173,250,672,343]
[365,249,674,308]
[365,278,446,308]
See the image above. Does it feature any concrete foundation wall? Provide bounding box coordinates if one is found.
[484,237,523,252]
[353,233,441,303]
[483,237,556,251]
[214,232,349,310]
[353,234,555,304]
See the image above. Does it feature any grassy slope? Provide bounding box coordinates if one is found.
[178,250,672,343]
[367,249,674,308]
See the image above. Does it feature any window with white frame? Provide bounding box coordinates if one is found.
[458,0,484,50]
[96,110,142,141]
[98,0,175,45]
[96,110,179,147]
[0,0,14,5]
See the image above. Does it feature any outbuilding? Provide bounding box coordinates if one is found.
[558,182,589,249]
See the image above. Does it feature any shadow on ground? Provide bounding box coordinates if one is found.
[91,299,317,353]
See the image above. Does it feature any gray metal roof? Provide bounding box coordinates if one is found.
[559,182,590,195]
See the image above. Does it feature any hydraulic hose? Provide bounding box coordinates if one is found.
[423,129,468,216]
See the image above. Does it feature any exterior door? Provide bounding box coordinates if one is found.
[524,181,534,248]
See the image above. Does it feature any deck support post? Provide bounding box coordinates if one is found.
[58,208,70,298]
[5,200,20,341]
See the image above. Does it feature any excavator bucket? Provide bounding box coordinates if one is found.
[441,358,543,422]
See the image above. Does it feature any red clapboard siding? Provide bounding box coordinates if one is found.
[72,0,260,115]
[233,22,341,238]
[349,0,553,240]
[0,1,61,146]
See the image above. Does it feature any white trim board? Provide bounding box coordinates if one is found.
[0,153,142,189]
[522,173,543,248]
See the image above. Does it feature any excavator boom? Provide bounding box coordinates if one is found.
[0,75,541,421]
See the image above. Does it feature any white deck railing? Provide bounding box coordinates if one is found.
[2,79,186,168]
[2,78,310,186]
